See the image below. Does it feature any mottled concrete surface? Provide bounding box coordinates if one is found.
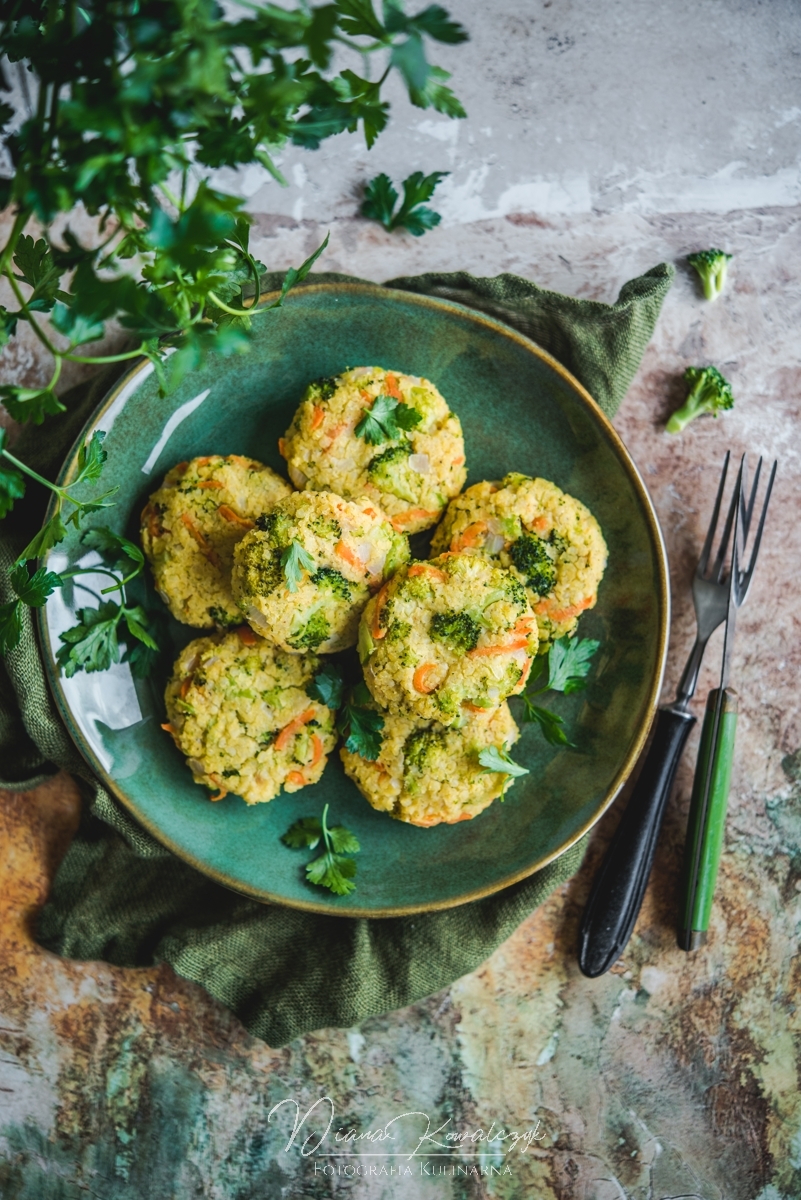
[2,206,800,1199]
[2,2,801,1194]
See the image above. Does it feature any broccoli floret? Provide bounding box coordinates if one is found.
[309,514,342,540]
[237,541,283,594]
[385,619,411,644]
[207,605,239,629]
[255,509,292,547]
[367,442,416,503]
[509,533,556,596]
[687,249,732,301]
[287,610,330,650]
[429,609,481,654]
[666,366,734,434]
[307,375,339,401]
[311,566,352,601]
[403,727,446,773]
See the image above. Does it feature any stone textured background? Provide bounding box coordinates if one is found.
[2,2,801,1197]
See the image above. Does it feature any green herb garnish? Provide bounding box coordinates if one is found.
[281,540,315,593]
[361,170,449,236]
[308,662,345,710]
[478,743,530,798]
[355,394,422,445]
[282,803,360,896]
[337,681,384,760]
[519,637,601,746]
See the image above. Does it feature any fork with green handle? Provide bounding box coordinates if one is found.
[678,454,776,951]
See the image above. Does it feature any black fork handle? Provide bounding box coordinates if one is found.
[578,706,696,977]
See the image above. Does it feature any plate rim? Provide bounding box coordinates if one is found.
[37,280,670,917]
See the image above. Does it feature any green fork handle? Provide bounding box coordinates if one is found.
[678,687,738,951]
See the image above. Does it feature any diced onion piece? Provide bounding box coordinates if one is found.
[288,467,308,488]
[187,758,205,775]
[204,655,220,668]
[356,542,372,563]
[487,687,500,701]
[245,605,268,631]
[485,533,505,554]
[409,453,430,475]
[366,549,387,578]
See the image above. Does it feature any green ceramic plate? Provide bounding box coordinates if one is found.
[38,282,668,917]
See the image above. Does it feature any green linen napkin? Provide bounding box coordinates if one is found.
[0,263,673,1047]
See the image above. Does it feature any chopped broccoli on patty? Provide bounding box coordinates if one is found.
[254,509,292,547]
[429,609,481,654]
[311,566,352,601]
[287,609,331,650]
[308,375,340,401]
[403,727,446,773]
[509,532,557,596]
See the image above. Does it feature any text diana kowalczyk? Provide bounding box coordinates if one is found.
[267,1097,545,1162]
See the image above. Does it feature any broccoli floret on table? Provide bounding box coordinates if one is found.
[687,249,732,301]
[666,366,734,434]
[509,533,556,596]
[429,609,481,654]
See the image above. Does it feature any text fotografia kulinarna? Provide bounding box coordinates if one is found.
[268,1097,545,1162]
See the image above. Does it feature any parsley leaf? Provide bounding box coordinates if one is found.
[281,540,315,592]
[282,817,323,850]
[0,601,23,656]
[519,700,572,747]
[354,394,422,444]
[362,170,448,235]
[74,431,108,485]
[337,695,384,761]
[283,803,360,896]
[0,385,65,425]
[9,562,63,607]
[546,637,601,694]
[12,235,66,312]
[0,457,26,519]
[18,513,68,563]
[56,602,123,677]
[82,526,144,582]
[478,744,530,778]
[308,661,344,710]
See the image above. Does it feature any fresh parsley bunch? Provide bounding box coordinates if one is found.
[361,169,448,235]
[0,0,468,671]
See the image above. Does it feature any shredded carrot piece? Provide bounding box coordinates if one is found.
[286,770,306,788]
[229,455,251,466]
[383,372,403,400]
[359,388,374,406]
[451,520,487,552]
[511,656,534,694]
[408,563,447,582]
[308,734,324,768]
[535,594,594,621]
[173,461,189,475]
[468,637,530,658]
[141,503,163,539]
[371,581,391,640]
[236,625,259,646]
[275,707,317,752]
[160,722,174,733]
[310,405,325,430]
[180,677,192,699]
[335,539,363,571]
[218,504,255,529]
[278,438,287,457]
[413,663,439,694]
[451,455,465,466]
[531,515,551,533]
[209,788,227,802]
[390,508,440,531]
[195,457,214,466]
[513,615,538,634]
[462,701,491,713]
[362,507,378,518]
[180,513,222,567]
[198,479,225,490]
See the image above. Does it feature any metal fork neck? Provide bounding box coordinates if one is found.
[674,637,706,709]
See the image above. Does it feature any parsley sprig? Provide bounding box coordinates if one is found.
[308,661,345,710]
[519,637,601,746]
[361,170,449,235]
[337,681,385,760]
[354,393,422,445]
[282,803,361,896]
[478,743,530,799]
[281,540,316,593]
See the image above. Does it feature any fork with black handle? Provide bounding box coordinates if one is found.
[578,452,739,978]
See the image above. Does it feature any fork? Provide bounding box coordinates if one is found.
[578,452,743,977]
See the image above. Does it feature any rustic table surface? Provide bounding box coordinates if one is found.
[2,3,800,1198]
